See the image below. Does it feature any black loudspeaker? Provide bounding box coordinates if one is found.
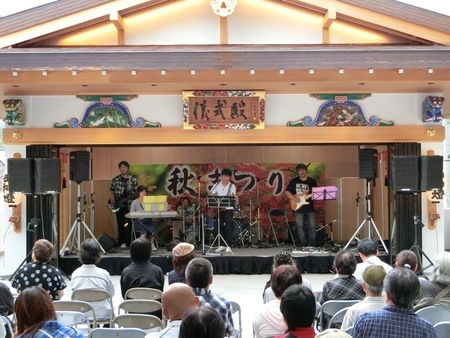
[359,149,377,179]
[35,158,61,194]
[98,233,115,252]
[420,155,443,191]
[7,158,33,194]
[70,151,90,183]
[390,156,419,192]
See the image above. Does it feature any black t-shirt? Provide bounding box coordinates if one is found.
[286,176,317,213]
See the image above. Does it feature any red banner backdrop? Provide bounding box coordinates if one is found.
[129,163,326,233]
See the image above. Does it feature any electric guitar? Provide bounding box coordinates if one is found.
[108,195,135,213]
[108,185,157,212]
[289,192,312,211]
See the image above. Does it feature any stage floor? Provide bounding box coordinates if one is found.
[58,242,392,277]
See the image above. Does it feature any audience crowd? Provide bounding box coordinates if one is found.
[3,238,449,338]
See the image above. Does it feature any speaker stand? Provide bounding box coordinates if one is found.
[60,184,105,256]
[410,193,434,274]
[344,180,389,254]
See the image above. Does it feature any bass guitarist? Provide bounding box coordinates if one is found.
[109,160,138,248]
[285,163,317,248]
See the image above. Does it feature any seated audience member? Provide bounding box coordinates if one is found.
[71,239,115,321]
[321,249,365,304]
[185,258,238,337]
[168,242,196,284]
[0,282,14,316]
[263,251,313,303]
[14,286,83,338]
[274,284,316,338]
[120,238,164,298]
[415,251,450,310]
[254,265,303,338]
[352,268,438,338]
[354,238,392,280]
[146,283,199,338]
[341,265,387,330]
[12,239,66,300]
[395,249,419,270]
[179,306,226,338]
[315,328,352,337]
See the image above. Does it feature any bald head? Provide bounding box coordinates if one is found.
[162,283,199,321]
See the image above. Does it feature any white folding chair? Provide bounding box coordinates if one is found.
[54,300,97,328]
[415,306,450,325]
[56,311,91,337]
[118,299,162,315]
[327,307,349,329]
[124,287,162,301]
[113,314,163,333]
[316,300,360,332]
[434,321,450,338]
[230,301,242,337]
[71,289,114,326]
[344,326,353,335]
[87,328,147,338]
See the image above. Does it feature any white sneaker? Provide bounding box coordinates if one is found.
[120,243,127,249]
[152,244,157,251]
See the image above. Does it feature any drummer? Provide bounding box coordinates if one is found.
[172,197,195,243]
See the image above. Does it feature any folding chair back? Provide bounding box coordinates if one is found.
[124,287,162,301]
[434,321,450,338]
[56,311,91,336]
[88,328,147,338]
[71,289,114,326]
[118,300,162,315]
[415,306,450,325]
[230,301,242,337]
[54,300,97,327]
[316,300,360,332]
[113,314,163,332]
[327,307,349,329]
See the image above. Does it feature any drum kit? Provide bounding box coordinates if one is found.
[172,185,262,253]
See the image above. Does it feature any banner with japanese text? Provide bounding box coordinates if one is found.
[129,163,326,230]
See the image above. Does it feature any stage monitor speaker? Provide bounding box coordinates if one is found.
[420,155,443,192]
[98,233,115,252]
[35,158,61,194]
[7,158,33,194]
[359,149,377,179]
[70,151,90,183]
[390,156,419,192]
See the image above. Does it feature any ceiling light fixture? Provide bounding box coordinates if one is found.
[368,68,374,74]
[428,68,433,74]
[250,69,255,75]
[279,69,284,75]
[42,70,47,76]
[339,68,344,74]
[161,69,166,75]
[12,71,18,76]
[131,70,137,76]
[72,70,77,76]
[308,68,314,74]
[191,69,196,75]
[398,68,404,74]
[101,70,107,76]
[220,69,225,75]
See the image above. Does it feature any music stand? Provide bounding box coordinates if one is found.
[312,186,338,201]
[207,196,235,255]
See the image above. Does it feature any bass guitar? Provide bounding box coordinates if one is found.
[108,195,135,213]
[289,192,312,211]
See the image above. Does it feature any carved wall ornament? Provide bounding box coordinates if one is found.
[2,99,26,126]
[54,95,161,128]
[210,0,238,17]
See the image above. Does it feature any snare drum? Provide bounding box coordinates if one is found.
[205,217,217,231]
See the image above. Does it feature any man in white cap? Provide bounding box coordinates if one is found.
[146,283,199,338]
[341,265,387,330]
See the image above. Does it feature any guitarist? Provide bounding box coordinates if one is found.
[285,163,317,248]
[109,160,138,248]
